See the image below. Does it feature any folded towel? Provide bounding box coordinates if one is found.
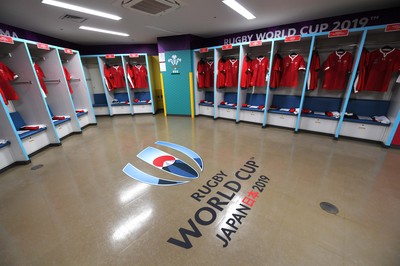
[20,124,46,130]
[52,115,71,120]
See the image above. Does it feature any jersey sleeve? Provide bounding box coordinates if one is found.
[324,54,332,71]
[393,50,400,72]
[299,55,306,70]
[4,64,17,81]
[314,52,321,71]
[347,53,354,73]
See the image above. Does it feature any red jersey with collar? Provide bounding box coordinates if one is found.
[132,65,148,89]
[322,51,353,90]
[270,54,282,89]
[250,56,269,87]
[240,56,252,88]
[280,54,306,88]
[0,62,18,104]
[217,58,226,88]
[63,66,73,94]
[363,48,400,92]
[224,59,239,87]
[204,61,214,88]
[103,64,112,91]
[197,60,206,88]
[109,65,126,89]
[34,63,48,95]
[308,51,320,90]
[126,64,135,89]
[354,48,369,93]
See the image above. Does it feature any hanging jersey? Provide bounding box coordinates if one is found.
[353,48,369,93]
[240,56,252,88]
[225,59,239,87]
[217,58,226,88]
[103,64,113,91]
[363,48,400,92]
[126,64,135,88]
[0,62,19,104]
[63,66,73,94]
[204,61,214,88]
[250,56,269,87]
[34,63,48,95]
[133,65,148,89]
[109,65,126,89]
[307,51,320,90]
[270,54,282,89]
[197,60,206,88]
[279,54,306,88]
[322,51,353,90]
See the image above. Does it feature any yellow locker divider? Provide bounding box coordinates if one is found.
[160,73,167,117]
[189,72,195,118]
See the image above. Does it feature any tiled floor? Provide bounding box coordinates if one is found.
[0,114,399,265]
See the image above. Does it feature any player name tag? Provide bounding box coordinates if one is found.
[328,30,349,38]
[64,48,73,54]
[0,35,14,44]
[385,23,400,32]
[37,43,50,50]
[284,35,301,42]
[250,40,263,47]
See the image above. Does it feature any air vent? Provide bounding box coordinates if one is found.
[120,0,184,16]
[59,14,88,23]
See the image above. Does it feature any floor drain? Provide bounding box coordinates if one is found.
[320,202,339,214]
[31,164,44,171]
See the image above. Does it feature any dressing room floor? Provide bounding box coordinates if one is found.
[0,114,399,265]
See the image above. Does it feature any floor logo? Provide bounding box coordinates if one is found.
[123,141,203,186]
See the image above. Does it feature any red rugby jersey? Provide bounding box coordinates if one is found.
[279,54,306,88]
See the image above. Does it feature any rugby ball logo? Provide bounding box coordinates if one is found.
[123,141,203,186]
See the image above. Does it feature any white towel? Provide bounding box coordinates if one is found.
[373,116,390,124]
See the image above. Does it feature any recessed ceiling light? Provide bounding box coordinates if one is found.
[79,26,129,37]
[42,0,122,20]
[222,0,255,20]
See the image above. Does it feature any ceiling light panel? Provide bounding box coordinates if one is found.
[42,0,122,20]
[79,26,129,37]
[222,0,256,20]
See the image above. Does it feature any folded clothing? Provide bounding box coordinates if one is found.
[113,99,129,104]
[76,109,88,113]
[242,104,265,110]
[373,115,390,124]
[325,111,340,118]
[200,100,214,104]
[314,111,325,116]
[133,98,150,103]
[344,112,359,119]
[220,101,236,107]
[358,116,373,121]
[17,130,30,134]
[20,124,47,130]
[301,108,312,114]
[0,139,8,145]
[289,108,299,115]
[52,115,71,120]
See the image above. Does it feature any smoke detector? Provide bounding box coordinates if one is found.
[119,0,184,16]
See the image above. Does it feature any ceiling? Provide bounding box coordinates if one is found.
[0,0,398,46]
